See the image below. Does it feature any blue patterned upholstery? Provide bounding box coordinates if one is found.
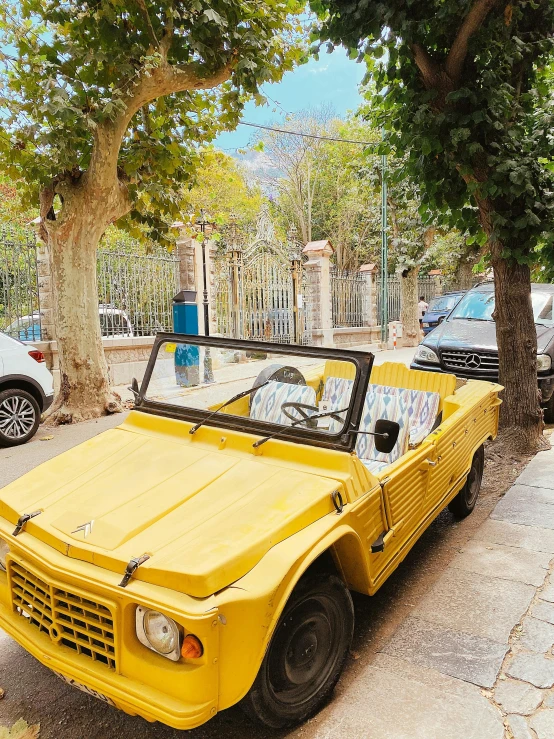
[250,381,317,426]
[355,389,411,470]
[366,383,440,447]
[322,376,354,434]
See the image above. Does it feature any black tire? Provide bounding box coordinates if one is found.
[448,444,485,519]
[0,388,41,447]
[544,394,554,425]
[241,573,354,729]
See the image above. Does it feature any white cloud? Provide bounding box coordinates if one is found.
[307,64,329,75]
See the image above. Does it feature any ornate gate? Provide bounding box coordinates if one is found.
[213,207,311,344]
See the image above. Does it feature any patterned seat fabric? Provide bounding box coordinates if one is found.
[367,383,440,448]
[322,376,354,434]
[250,381,317,426]
[355,389,411,471]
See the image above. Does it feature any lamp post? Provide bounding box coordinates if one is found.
[227,214,243,339]
[380,153,389,345]
[196,208,212,337]
[288,224,303,344]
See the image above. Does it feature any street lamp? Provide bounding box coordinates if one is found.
[288,224,303,344]
[226,214,243,339]
[196,208,214,337]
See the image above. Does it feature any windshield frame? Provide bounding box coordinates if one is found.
[136,333,374,452]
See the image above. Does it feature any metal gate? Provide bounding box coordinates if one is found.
[214,207,310,344]
[0,226,42,341]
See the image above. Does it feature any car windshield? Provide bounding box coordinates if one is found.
[450,290,554,326]
[142,338,361,439]
[428,295,461,312]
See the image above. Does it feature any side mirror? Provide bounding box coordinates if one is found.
[128,377,140,403]
[374,419,400,455]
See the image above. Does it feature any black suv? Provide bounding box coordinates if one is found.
[411,282,554,422]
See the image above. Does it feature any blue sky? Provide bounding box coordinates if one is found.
[215,49,366,153]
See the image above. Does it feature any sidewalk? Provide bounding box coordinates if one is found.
[301,446,554,739]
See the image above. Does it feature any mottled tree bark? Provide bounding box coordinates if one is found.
[400,266,420,347]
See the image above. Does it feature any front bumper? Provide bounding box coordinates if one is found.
[410,359,554,403]
[0,540,218,730]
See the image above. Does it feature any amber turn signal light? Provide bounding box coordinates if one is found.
[181,634,203,659]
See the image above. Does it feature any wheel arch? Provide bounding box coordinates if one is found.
[0,375,45,411]
[217,523,368,710]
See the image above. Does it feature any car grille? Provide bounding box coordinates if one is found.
[9,560,117,671]
[441,350,499,375]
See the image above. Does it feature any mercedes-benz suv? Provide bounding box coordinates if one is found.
[411,282,554,422]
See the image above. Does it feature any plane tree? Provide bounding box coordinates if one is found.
[0,0,303,422]
[313,0,554,450]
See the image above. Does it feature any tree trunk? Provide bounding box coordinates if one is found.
[46,207,121,423]
[491,256,543,449]
[400,266,420,347]
[454,259,476,290]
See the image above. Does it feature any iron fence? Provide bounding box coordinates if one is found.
[97,249,179,337]
[0,226,42,341]
[376,275,440,323]
[331,268,366,328]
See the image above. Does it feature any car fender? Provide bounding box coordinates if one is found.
[214,513,367,710]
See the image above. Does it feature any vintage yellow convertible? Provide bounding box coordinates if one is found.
[0,336,502,730]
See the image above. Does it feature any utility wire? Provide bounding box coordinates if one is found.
[238,120,380,147]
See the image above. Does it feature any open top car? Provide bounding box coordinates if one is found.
[0,335,502,730]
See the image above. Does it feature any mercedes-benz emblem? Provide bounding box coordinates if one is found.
[465,354,481,369]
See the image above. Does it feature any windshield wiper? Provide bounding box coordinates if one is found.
[452,316,489,321]
[189,380,271,435]
[252,407,349,449]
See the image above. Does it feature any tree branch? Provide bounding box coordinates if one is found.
[411,43,440,86]
[445,0,499,82]
[134,0,159,48]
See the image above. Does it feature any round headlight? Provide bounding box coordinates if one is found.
[415,345,440,364]
[537,354,552,372]
[142,610,179,655]
[0,537,9,573]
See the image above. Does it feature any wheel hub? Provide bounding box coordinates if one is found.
[0,396,35,439]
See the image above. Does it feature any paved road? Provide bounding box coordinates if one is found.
[6,343,544,738]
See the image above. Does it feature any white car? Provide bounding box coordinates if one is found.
[0,332,54,447]
[6,305,134,341]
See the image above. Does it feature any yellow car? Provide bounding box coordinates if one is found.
[0,335,502,730]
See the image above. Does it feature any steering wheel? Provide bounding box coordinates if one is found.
[281,402,346,427]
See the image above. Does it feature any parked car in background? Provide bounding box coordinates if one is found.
[6,305,133,341]
[421,291,465,335]
[0,331,54,446]
[411,282,554,421]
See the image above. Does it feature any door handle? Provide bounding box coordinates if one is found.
[370,522,404,554]
[418,458,438,470]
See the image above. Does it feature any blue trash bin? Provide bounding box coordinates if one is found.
[173,291,200,387]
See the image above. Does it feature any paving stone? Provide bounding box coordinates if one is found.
[516,449,554,490]
[506,714,535,739]
[474,519,554,554]
[491,485,554,530]
[530,708,554,739]
[307,662,505,739]
[543,690,554,708]
[381,617,507,688]
[540,584,554,603]
[533,600,554,626]
[415,568,535,643]
[451,541,551,587]
[506,654,554,688]
[493,678,543,715]
[519,616,554,653]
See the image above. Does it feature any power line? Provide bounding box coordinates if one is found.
[238,121,380,147]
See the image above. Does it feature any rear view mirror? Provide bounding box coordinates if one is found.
[128,377,140,403]
[374,419,400,455]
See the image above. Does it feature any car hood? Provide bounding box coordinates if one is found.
[0,412,348,598]
[428,319,554,353]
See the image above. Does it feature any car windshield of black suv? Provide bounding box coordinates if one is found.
[142,339,360,439]
[450,291,554,326]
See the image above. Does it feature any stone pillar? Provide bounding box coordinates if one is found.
[175,229,217,336]
[175,232,196,292]
[35,236,56,342]
[303,240,334,347]
[359,263,378,328]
